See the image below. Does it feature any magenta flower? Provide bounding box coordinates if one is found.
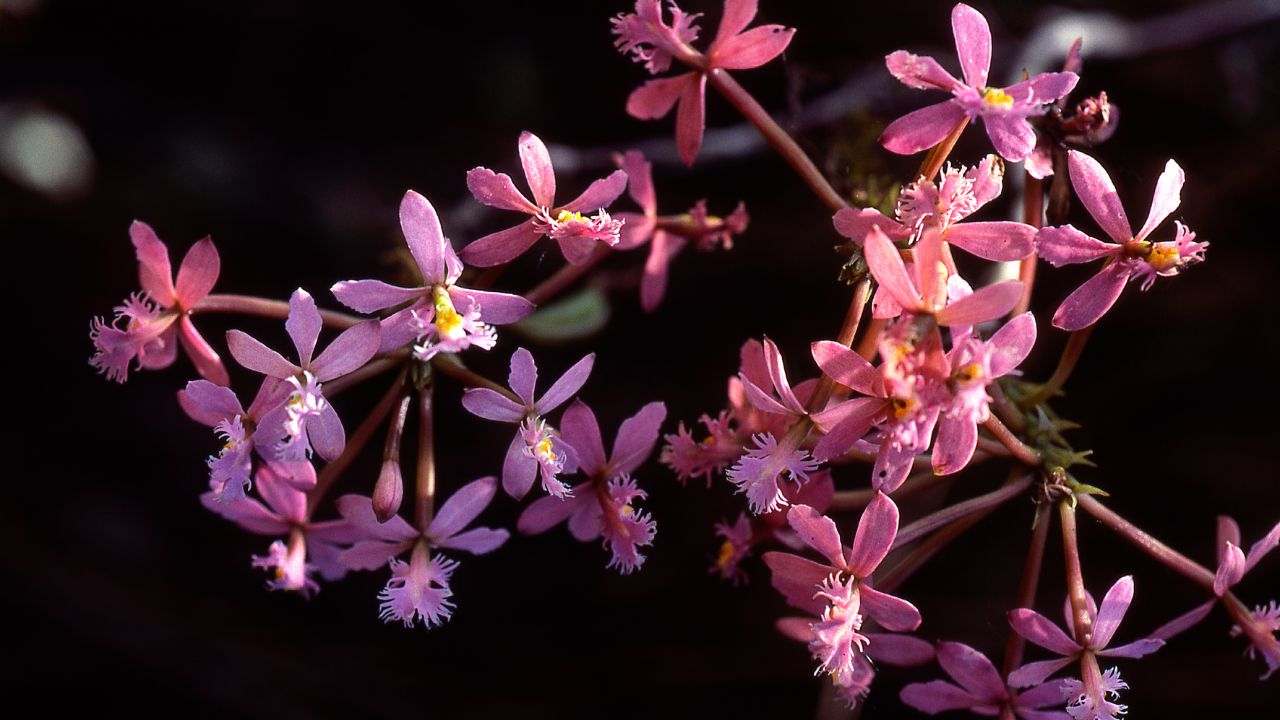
[776,616,935,707]
[1036,151,1207,330]
[335,476,509,628]
[202,461,355,595]
[517,400,666,574]
[178,377,302,502]
[727,432,822,515]
[833,155,1034,263]
[90,221,229,385]
[710,470,834,583]
[613,0,795,165]
[901,642,1071,720]
[332,190,533,353]
[224,288,381,462]
[881,3,1078,161]
[662,411,743,485]
[1008,577,1163,717]
[461,132,628,266]
[460,347,594,499]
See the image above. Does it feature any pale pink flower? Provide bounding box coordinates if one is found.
[224,288,381,462]
[90,221,228,385]
[777,616,935,708]
[461,132,628,266]
[710,471,834,583]
[901,642,1071,720]
[1036,151,1206,330]
[460,347,594,499]
[662,411,742,485]
[613,0,795,165]
[727,432,821,514]
[881,4,1078,161]
[331,190,532,353]
[1060,668,1128,720]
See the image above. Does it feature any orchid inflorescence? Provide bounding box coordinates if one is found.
[90,2,1273,716]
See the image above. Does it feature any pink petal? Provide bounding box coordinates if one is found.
[1151,600,1215,641]
[560,400,608,477]
[339,540,408,571]
[1215,542,1247,596]
[1244,521,1280,573]
[640,230,686,311]
[900,680,977,713]
[713,0,758,47]
[502,433,537,499]
[567,501,605,541]
[931,414,978,475]
[1035,224,1119,267]
[399,190,449,283]
[675,73,707,166]
[885,50,962,92]
[1051,262,1132,331]
[982,114,1037,162]
[449,287,534,325]
[311,320,380,381]
[201,492,288,535]
[460,388,526,423]
[508,347,538,406]
[130,220,176,305]
[285,288,322,366]
[255,461,309,522]
[518,131,556,208]
[775,617,814,643]
[619,149,655,213]
[561,169,630,214]
[866,633,936,666]
[1007,657,1075,688]
[812,398,884,461]
[458,219,542,267]
[937,641,1005,700]
[762,550,832,614]
[177,316,231,386]
[936,280,1022,326]
[1008,608,1080,655]
[786,504,846,568]
[626,74,687,120]
[1135,159,1184,242]
[225,330,297,378]
[1091,576,1134,648]
[738,373,792,415]
[177,379,243,426]
[438,526,508,555]
[847,491,898,576]
[873,438,920,493]
[762,337,805,414]
[951,3,992,88]
[1098,638,1164,659]
[335,493,418,543]
[810,340,883,397]
[517,492,579,535]
[534,353,595,413]
[832,206,909,245]
[610,401,668,475]
[174,237,220,306]
[427,476,498,542]
[945,221,1036,261]
[861,585,922,631]
[863,225,922,311]
[988,312,1037,378]
[331,279,422,314]
[307,402,346,461]
[1005,71,1079,105]
[1067,150,1133,244]
[1217,516,1242,558]
[880,100,967,156]
[711,25,794,70]
[465,167,537,214]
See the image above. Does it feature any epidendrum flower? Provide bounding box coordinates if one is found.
[517,400,666,574]
[178,377,299,502]
[882,3,1078,161]
[900,642,1072,720]
[336,476,509,628]
[832,155,1034,263]
[776,615,935,707]
[461,131,628,266]
[1008,577,1163,719]
[764,494,922,691]
[460,347,594,499]
[613,0,795,164]
[90,221,229,385]
[225,288,381,461]
[1036,150,1206,330]
[202,461,355,595]
[331,190,533,354]
[711,470,833,584]
[614,149,747,311]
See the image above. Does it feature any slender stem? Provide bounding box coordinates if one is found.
[1024,327,1095,406]
[808,279,872,410]
[306,368,408,517]
[830,469,950,510]
[982,415,1041,466]
[524,245,611,306]
[430,355,521,402]
[194,293,361,328]
[1002,502,1053,676]
[1058,500,1094,644]
[1075,494,1215,589]
[325,350,409,397]
[1012,173,1044,317]
[916,117,970,182]
[853,317,884,360]
[988,383,1027,433]
[877,509,986,593]
[414,384,436,532]
[707,69,847,212]
[891,474,1032,549]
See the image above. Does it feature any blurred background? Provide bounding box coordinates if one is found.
[5,0,1279,716]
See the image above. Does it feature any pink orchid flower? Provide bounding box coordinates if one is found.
[518,400,666,574]
[460,347,594,499]
[881,3,1078,161]
[777,616,935,708]
[711,470,834,584]
[1036,151,1207,330]
[613,0,795,165]
[90,221,229,385]
[833,155,1034,263]
[178,377,303,502]
[335,476,509,628]
[461,132,628,266]
[901,642,1071,720]
[225,288,381,462]
[1008,577,1163,718]
[202,461,356,596]
[614,150,747,311]
[332,190,532,354]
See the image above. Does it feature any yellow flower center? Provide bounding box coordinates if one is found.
[982,87,1014,109]
[556,209,586,224]
[432,286,465,340]
[1146,243,1181,272]
[891,395,919,420]
[533,436,557,463]
[716,540,736,569]
[953,362,983,384]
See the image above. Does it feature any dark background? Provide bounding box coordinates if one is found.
[5,0,1279,716]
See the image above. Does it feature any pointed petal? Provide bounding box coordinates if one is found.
[881,100,967,156]
[1005,71,1079,105]
[713,0,758,47]
[900,680,978,714]
[438,526,509,555]
[738,373,792,415]
[534,353,595,413]
[866,633,936,666]
[1151,600,1215,641]
[786,504,846,568]
[626,74,687,120]
[864,225,922,311]
[1035,224,1118,267]
[982,114,1037,162]
[811,340,883,396]
[1067,150,1133,244]
[201,492,288,535]
[952,3,992,88]
[761,337,805,414]
[988,312,1037,377]
[130,220,176,304]
[517,492,579,535]
[762,550,832,614]
[225,330,297,378]
[932,414,978,475]
[833,206,909,244]
[619,149,655,213]
[1008,608,1080,655]
[427,476,498,541]
[1051,262,1132,331]
[560,400,608,476]
[937,641,1005,700]
[1135,159,1184,241]
[335,494,419,543]
[399,190,449,283]
[847,491,898,576]
[450,287,534,325]
[460,388,526,423]
[712,25,794,70]
[311,320,380,381]
[1007,657,1075,688]
[1099,638,1164,659]
[502,433,537,499]
[675,73,707,166]
[175,237,220,306]
[307,402,346,461]
[465,167,537,214]
[518,131,556,208]
[1216,542,1247,596]
[285,288,321,366]
[936,280,1022,326]
[886,50,962,92]
[458,220,542,267]
[1244,521,1280,574]
[862,585,922,631]
[561,170,629,213]
[507,347,538,405]
[331,279,422,314]
[945,221,1035,261]
[611,401,667,475]
[177,316,231,386]
[812,398,884,461]
[640,230,685,311]
[177,379,243,426]
[339,540,408,571]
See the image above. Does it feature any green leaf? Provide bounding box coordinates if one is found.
[512,285,611,344]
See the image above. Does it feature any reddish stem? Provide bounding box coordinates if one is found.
[194,293,361,328]
[523,245,611,306]
[1025,326,1095,406]
[1074,494,1215,588]
[1059,500,1094,644]
[982,415,1041,466]
[891,474,1032,549]
[414,384,436,533]
[430,355,521,403]
[1012,173,1044,317]
[1002,502,1053,676]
